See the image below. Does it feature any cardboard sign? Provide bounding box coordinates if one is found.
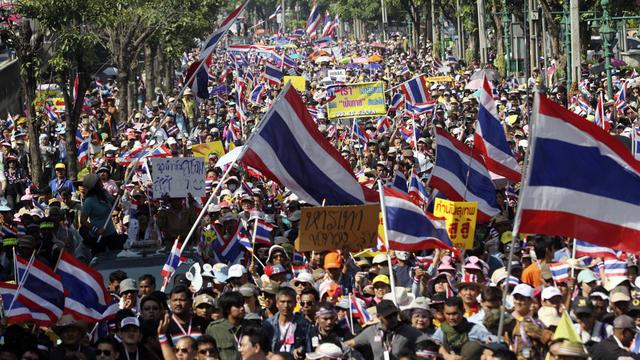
[283,76,306,92]
[192,141,226,159]
[151,157,206,199]
[295,204,380,252]
[433,199,478,250]
[327,82,387,119]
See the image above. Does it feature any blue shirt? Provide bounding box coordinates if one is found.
[49,177,75,197]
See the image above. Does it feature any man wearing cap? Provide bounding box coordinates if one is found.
[511,283,534,322]
[573,297,612,350]
[592,315,640,360]
[119,278,140,313]
[50,314,95,359]
[118,314,156,359]
[226,264,249,292]
[393,251,413,288]
[193,294,216,325]
[49,163,75,198]
[346,299,421,360]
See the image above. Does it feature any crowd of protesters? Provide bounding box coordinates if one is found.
[0,26,640,360]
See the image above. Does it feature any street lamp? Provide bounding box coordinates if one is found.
[502,0,511,76]
[600,0,615,100]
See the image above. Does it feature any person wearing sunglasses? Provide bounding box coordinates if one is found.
[95,337,120,360]
[117,315,157,360]
[174,336,198,360]
[195,335,220,360]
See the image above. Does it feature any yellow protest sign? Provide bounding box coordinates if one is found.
[327,82,387,119]
[284,76,306,92]
[433,199,478,250]
[295,204,380,252]
[192,141,226,158]
[424,76,453,82]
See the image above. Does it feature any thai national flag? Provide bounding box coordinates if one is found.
[408,171,429,206]
[429,127,500,223]
[604,259,628,277]
[218,67,231,83]
[264,62,283,85]
[577,95,592,114]
[0,283,53,326]
[185,59,210,100]
[376,116,391,133]
[44,105,58,122]
[306,2,321,36]
[382,187,457,253]
[254,220,274,246]
[292,252,307,264]
[400,75,431,105]
[350,294,372,323]
[269,4,282,20]
[200,0,248,60]
[389,93,405,112]
[237,223,253,251]
[406,102,436,117]
[16,256,65,322]
[321,15,333,37]
[241,83,379,206]
[401,66,410,77]
[211,225,246,265]
[77,136,91,166]
[352,120,369,145]
[575,239,619,260]
[594,92,606,130]
[549,262,570,283]
[400,126,416,148]
[55,251,119,322]
[474,76,521,182]
[250,84,267,104]
[160,238,186,290]
[615,84,628,112]
[330,16,339,34]
[95,79,104,89]
[388,170,408,193]
[517,93,640,253]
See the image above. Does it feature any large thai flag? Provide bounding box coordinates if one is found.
[0,282,53,326]
[264,62,283,85]
[321,15,332,37]
[200,0,249,60]
[575,239,619,260]
[517,93,640,253]
[409,171,429,206]
[306,3,321,36]
[241,83,379,206]
[185,60,210,100]
[400,75,431,104]
[382,187,457,252]
[474,76,521,182]
[16,256,65,322]
[55,251,119,322]
[254,220,274,246]
[429,127,500,222]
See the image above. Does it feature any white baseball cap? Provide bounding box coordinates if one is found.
[512,283,533,298]
[227,264,247,279]
[119,317,140,329]
[541,286,562,301]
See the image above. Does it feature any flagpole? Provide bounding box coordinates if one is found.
[250,218,258,269]
[348,294,356,335]
[377,179,398,306]
[496,89,541,341]
[8,249,37,312]
[570,238,577,278]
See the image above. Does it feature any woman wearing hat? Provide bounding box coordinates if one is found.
[4,153,29,210]
[80,173,125,255]
[97,165,118,196]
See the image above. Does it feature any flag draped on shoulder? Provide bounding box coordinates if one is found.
[200,0,249,60]
[55,251,119,322]
[517,93,640,253]
[241,83,379,206]
[429,127,500,222]
[474,76,521,182]
[382,187,457,253]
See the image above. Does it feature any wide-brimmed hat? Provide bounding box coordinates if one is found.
[383,287,415,310]
[53,314,88,334]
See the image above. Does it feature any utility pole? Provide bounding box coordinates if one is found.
[600,0,614,99]
[570,0,581,85]
[281,0,286,34]
[502,0,511,76]
[562,1,571,86]
[381,0,388,41]
[477,0,488,63]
